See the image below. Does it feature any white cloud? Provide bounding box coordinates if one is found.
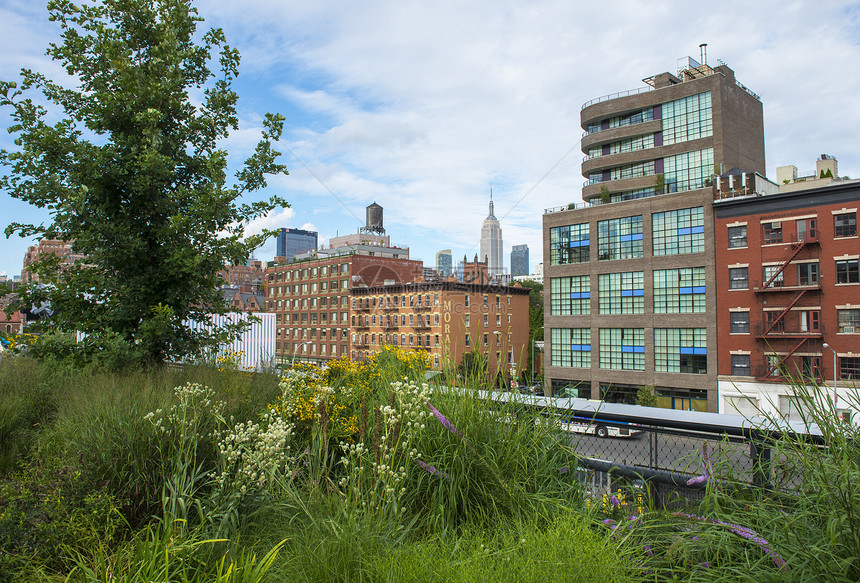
[2,0,859,276]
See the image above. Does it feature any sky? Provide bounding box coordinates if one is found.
[1,0,859,279]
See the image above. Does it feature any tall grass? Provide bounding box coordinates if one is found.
[612,376,860,582]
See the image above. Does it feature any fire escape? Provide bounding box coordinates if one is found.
[754,228,821,379]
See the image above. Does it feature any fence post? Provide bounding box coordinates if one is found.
[750,436,772,489]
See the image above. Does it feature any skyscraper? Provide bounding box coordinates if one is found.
[276,228,318,262]
[436,249,452,277]
[479,193,504,277]
[510,244,529,277]
[543,54,765,411]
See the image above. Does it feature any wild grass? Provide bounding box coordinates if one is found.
[3,347,859,582]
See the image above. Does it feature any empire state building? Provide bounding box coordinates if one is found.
[479,193,504,277]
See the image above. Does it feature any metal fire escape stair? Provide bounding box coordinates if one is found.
[761,238,809,289]
[761,290,807,336]
[762,337,809,379]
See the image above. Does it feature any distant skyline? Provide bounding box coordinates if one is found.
[2,0,859,278]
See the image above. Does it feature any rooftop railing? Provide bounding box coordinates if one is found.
[581,85,654,110]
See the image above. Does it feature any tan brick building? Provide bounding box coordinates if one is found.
[350,281,531,382]
[21,239,88,283]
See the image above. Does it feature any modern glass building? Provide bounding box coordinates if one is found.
[276,228,318,262]
[511,244,529,276]
[436,249,452,277]
[542,56,764,412]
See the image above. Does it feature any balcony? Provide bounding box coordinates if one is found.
[755,323,825,339]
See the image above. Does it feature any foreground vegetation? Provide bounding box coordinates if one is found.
[1,346,858,582]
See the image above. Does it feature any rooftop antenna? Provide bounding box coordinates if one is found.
[699,43,708,66]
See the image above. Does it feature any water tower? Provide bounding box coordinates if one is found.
[361,202,385,235]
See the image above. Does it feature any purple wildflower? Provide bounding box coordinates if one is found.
[674,513,787,571]
[559,467,570,474]
[610,495,620,508]
[602,518,617,529]
[643,544,653,557]
[686,442,714,486]
[425,401,461,436]
[415,458,451,480]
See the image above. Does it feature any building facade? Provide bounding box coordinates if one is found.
[219,259,265,288]
[511,244,529,277]
[265,254,422,366]
[21,239,88,284]
[713,180,860,419]
[276,228,318,262]
[350,281,531,380]
[436,249,453,277]
[542,57,765,412]
[480,194,504,277]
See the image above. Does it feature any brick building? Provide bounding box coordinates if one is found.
[543,55,764,411]
[350,280,531,380]
[265,254,422,366]
[21,239,88,283]
[219,260,264,288]
[713,179,860,418]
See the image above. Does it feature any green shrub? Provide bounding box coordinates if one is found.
[0,459,124,579]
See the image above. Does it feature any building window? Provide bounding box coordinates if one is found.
[653,267,706,313]
[797,262,819,286]
[729,267,748,290]
[608,160,656,182]
[835,212,857,238]
[465,314,470,326]
[550,328,591,368]
[652,207,704,256]
[838,309,860,333]
[663,148,714,192]
[731,354,751,376]
[597,215,643,261]
[550,276,590,315]
[483,314,488,326]
[496,315,501,326]
[599,328,645,371]
[598,271,644,314]
[465,295,470,307]
[836,259,859,284]
[842,357,860,380]
[654,328,707,374]
[483,333,489,346]
[661,92,712,145]
[730,312,750,334]
[550,223,591,265]
[762,221,783,244]
[763,265,784,288]
[483,295,488,307]
[727,225,747,248]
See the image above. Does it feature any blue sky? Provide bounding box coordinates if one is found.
[2,0,859,278]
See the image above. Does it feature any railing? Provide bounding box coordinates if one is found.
[471,390,824,505]
[735,79,761,101]
[581,86,654,110]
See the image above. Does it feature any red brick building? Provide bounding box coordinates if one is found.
[219,260,265,288]
[265,254,422,366]
[713,179,860,418]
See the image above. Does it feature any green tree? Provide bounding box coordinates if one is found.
[510,279,543,383]
[636,385,658,407]
[0,0,288,365]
